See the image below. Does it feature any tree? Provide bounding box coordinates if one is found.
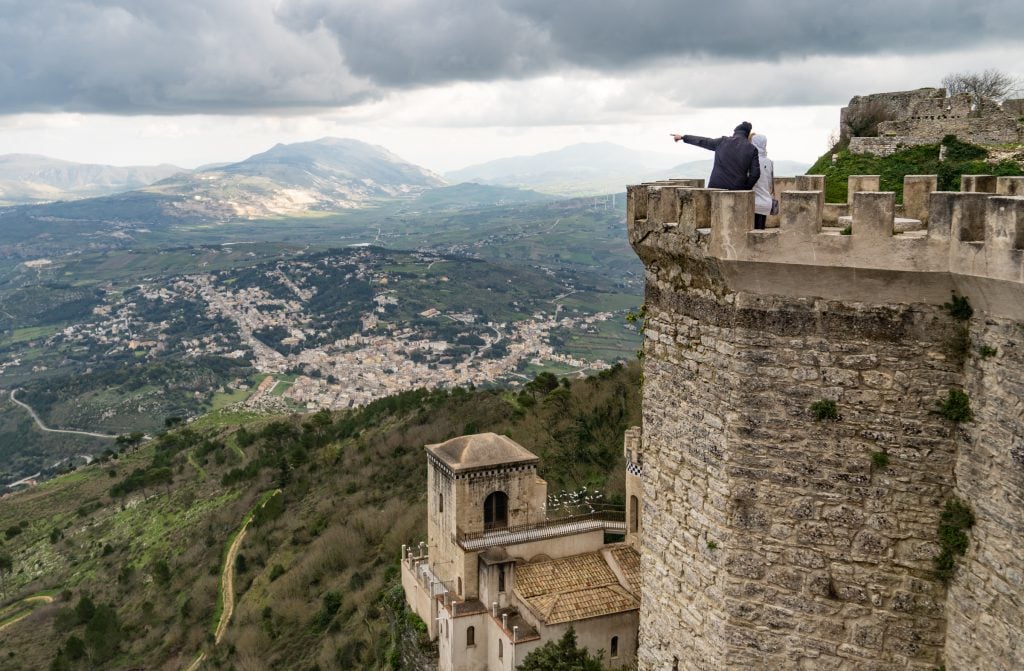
[518,628,603,671]
[0,553,11,599]
[942,68,1020,107]
[151,559,172,587]
[83,604,122,663]
[74,594,96,624]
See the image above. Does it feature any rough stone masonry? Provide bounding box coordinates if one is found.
[626,180,1024,670]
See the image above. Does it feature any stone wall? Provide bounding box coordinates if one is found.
[841,87,1024,153]
[626,182,1024,670]
[945,315,1024,671]
[848,137,932,157]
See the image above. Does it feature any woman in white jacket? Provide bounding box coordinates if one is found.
[750,133,774,230]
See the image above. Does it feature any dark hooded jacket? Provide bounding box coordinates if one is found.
[682,129,760,190]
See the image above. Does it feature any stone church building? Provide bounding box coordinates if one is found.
[401,432,644,670]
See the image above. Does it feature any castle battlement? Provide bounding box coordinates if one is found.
[627,171,1024,671]
[628,175,1024,319]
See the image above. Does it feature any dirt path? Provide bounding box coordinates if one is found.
[9,389,117,440]
[183,490,280,670]
[0,595,54,633]
[214,515,252,644]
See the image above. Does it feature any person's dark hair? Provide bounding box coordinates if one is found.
[734,121,753,136]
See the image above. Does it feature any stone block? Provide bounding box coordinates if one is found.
[929,191,989,242]
[679,188,713,230]
[822,202,849,225]
[902,175,937,224]
[780,191,824,238]
[627,184,648,223]
[961,174,997,193]
[851,191,895,239]
[709,190,755,259]
[798,175,826,192]
[996,176,1024,196]
[848,175,881,205]
[985,196,1024,252]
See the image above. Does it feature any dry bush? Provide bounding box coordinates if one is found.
[230,623,273,659]
[845,99,896,137]
[943,68,1020,105]
[234,650,274,671]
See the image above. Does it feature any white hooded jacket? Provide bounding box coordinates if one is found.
[751,134,774,216]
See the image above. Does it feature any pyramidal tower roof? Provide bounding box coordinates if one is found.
[426,433,539,474]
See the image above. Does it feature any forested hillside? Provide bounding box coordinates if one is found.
[0,363,640,670]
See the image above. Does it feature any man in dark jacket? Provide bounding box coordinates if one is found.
[671,122,760,190]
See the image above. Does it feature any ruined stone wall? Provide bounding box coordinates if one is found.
[842,87,1024,152]
[840,88,945,142]
[848,137,932,157]
[627,182,1024,670]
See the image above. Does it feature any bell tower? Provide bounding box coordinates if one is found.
[425,433,547,601]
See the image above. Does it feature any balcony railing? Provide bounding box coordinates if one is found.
[455,508,625,550]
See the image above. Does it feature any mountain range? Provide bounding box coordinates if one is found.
[0,154,184,205]
[0,138,811,257]
[447,142,811,195]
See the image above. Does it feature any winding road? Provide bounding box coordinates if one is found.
[8,389,116,440]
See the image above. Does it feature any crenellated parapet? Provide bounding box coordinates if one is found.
[628,174,1024,319]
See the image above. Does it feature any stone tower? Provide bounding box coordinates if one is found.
[425,433,547,601]
[624,426,644,550]
[626,177,1024,670]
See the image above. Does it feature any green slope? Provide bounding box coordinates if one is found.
[0,363,640,670]
[808,135,1024,203]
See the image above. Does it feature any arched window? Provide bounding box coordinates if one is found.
[498,639,503,659]
[629,495,639,533]
[484,491,509,530]
[439,493,444,513]
[611,635,619,658]
[497,566,506,593]
[466,626,475,647]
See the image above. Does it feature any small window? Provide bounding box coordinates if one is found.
[498,639,503,659]
[498,567,505,593]
[439,493,444,513]
[611,636,619,658]
[457,577,462,596]
[629,495,639,533]
[466,626,475,647]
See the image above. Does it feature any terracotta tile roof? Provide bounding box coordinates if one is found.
[514,551,640,625]
[610,546,642,596]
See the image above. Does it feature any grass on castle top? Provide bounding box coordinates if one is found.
[809,135,1024,203]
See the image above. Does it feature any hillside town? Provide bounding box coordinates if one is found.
[6,248,623,414]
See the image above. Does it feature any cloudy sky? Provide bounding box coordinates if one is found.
[0,0,1021,172]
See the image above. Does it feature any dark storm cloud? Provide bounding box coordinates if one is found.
[0,0,368,114]
[1,0,1020,114]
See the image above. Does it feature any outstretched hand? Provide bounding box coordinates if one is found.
[670,133,684,143]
